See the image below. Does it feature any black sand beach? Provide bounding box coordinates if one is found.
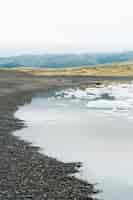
[0,69,132,199]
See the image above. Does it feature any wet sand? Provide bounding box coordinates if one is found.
[0,69,133,199]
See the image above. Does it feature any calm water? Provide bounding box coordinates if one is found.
[14,84,133,200]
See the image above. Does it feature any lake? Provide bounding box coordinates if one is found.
[14,83,133,200]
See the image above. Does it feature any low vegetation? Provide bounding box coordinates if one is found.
[4,63,133,77]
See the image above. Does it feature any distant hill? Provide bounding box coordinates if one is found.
[0,52,133,68]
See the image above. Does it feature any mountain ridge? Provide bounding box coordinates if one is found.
[0,51,133,68]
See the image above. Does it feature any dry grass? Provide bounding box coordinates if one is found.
[1,63,133,76]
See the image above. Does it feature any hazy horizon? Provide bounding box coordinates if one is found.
[0,49,133,58]
[0,0,133,56]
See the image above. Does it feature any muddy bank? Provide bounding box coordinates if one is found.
[0,70,132,199]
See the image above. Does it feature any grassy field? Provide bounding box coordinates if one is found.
[1,63,133,76]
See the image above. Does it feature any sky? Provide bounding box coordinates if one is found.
[0,0,133,56]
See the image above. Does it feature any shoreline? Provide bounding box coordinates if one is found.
[0,69,133,199]
[0,95,98,199]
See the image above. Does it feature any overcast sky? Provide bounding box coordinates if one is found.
[0,0,133,56]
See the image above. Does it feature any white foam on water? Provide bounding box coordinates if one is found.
[55,82,133,117]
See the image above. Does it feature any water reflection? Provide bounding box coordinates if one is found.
[15,96,133,200]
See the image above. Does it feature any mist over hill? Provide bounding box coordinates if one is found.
[0,52,133,68]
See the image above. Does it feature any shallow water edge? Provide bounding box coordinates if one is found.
[0,69,133,199]
[0,70,107,199]
[15,82,133,200]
